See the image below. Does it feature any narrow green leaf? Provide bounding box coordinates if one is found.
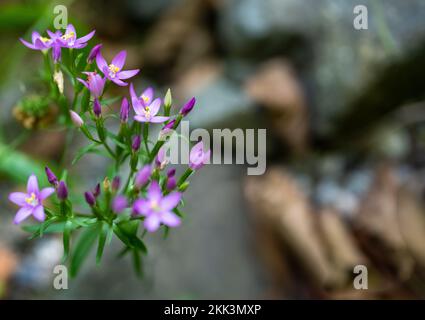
[71,142,100,165]
[63,220,73,262]
[70,225,99,277]
[96,222,109,265]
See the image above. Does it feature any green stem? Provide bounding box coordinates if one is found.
[177,168,193,187]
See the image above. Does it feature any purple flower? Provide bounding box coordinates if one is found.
[155,147,168,169]
[59,24,95,49]
[77,72,106,98]
[112,195,127,213]
[87,44,102,63]
[96,50,139,86]
[134,165,152,189]
[180,97,196,116]
[8,174,54,224]
[166,177,176,191]
[167,168,176,178]
[57,181,68,200]
[132,135,141,152]
[46,30,64,62]
[45,166,58,186]
[133,182,181,232]
[120,98,129,123]
[84,191,96,207]
[93,98,102,117]
[70,111,84,127]
[130,84,169,123]
[189,141,210,170]
[20,31,51,51]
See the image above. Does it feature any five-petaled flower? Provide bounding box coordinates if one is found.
[8,174,54,224]
[58,24,95,49]
[130,84,169,123]
[96,50,139,86]
[133,181,181,232]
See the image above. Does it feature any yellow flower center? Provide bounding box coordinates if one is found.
[62,31,75,40]
[144,108,151,119]
[40,37,50,43]
[25,193,38,206]
[141,95,149,103]
[151,200,160,211]
[108,64,120,74]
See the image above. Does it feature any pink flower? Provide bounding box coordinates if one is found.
[8,174,54,224]
[130,84,169,123]
[96,50,139,86]
[133,182,181,232]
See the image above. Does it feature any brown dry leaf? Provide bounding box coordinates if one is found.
[245,59,309,154]
[354,164,414,279]
[0,246,18,283]
[244,167,332,287]
[319,208,366,286]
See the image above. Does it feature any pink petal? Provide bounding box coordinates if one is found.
[14,207,32,225]
[142,87,154,103]
[39,187,55,200]
[148,98,161,116]
[111,50,127,69]
[129,83,140,107]
[150,116,169,123]
[77,78,89,89]
[148,181,162,201]
[160,192,181,211]
[76,30,95,44]
[31,31,41,43]
[20,38,37,50]
[111,78,128,86]
[144,215,161,232]
[66,24,77,37]
[133,199,151,216]
[8,192,27,206]
[32,205,46,222]
[27,174,39,194]
[134,115,148,123]
[96,53,108,73]
[117,69,139,80]
[160,211,181,228]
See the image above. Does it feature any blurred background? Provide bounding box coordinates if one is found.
[1,0,425,299]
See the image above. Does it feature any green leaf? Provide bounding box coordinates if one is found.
[62,220,73,262]
[132,249,143,277]
[96,222,110,265]
[81,88,91,113]
[71,142,100,165]
[70,225,99,277]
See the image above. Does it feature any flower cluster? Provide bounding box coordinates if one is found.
[9,24,210,276]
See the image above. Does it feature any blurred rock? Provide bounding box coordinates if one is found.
[245,59,309,153]
[219,0,425,135]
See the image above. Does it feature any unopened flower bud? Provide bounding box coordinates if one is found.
[84,191,96,206]
[70,111,84,128]
[112,176,121,192]
[93,183,101,198]
[87,44,102,64]
[45,166,58,186]
[179,97,196,116]
[103,177,111,191]
[53,70,64,94]
[134,165,152,189]
[132,135,141,152]
[120,97,129,123]
[178,181,190,192]
[166,176,176,190]
[57,181,68,200]
[93,98,101,117]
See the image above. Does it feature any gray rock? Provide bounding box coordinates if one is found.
[219,0,425,134]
